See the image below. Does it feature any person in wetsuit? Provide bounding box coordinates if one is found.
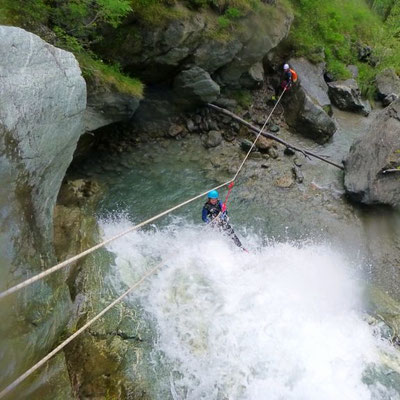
[202,190,244,249]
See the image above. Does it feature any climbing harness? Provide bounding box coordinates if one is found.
[0,87,288,399]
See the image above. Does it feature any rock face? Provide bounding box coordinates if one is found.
[174,66,220,106]
[375,68,400,102]
[284,58,337,143]
[218,7,293,88]
[328,79,370,116]
[97,3,293,101]
[344,99,400,206]
[0,26,86,398]
[85,90,140,132]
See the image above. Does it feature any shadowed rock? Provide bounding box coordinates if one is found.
[344,98,400,206]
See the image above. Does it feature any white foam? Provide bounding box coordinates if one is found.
[101,217,395,400]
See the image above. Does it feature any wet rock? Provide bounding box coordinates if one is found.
[294,157,303,167]
[292,166,304,183]
[268,147,279,159]
[275,175,294,188]
[284,147,296,156]
[241,139,256,152]
[214,97,238,110]
[168,123,184,137]
[174,66,220,106]
[261,163,271,169]
[186,118,195,132]
[344,98,400,206]
[284,86,337,144]
[204,130,223,148]
[240,62,265,89]
[222,130,236,142]
[375,69,400,101]
[328,79,370,116]
[0,26,86,398]
[249,151,263,160]
[269,124,280,133]
[256,136,276,152]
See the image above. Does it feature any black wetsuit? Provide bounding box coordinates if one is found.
[202,201,243,248]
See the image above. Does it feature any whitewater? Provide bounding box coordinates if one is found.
[101,216,400,400]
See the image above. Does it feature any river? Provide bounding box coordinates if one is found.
[68,106,400,399]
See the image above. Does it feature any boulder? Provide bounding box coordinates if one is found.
[85,90,140,131]
[375,69,400,101]
[0,26,86,398]
[173,66,220,106]
[328,79,370,116]
[284,86,337,144]
[240,62,265,89]
[288,57,332,112]
[204,130,222,148]
[168,123,184,137]
[256,136,276,152]
[344,98,400,206]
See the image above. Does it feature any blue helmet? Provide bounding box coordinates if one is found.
[208,190,219,199]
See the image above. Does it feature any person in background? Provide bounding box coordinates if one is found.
[271,63,298,101]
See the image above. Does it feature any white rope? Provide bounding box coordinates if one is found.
[0,90,288,398]
[0,89,287,301]
[0,260,165,400]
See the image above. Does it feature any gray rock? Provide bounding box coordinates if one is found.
[344,98,400,206]
[0,26,86,397]
[168,123,184,137]
[328,79,370,116]
[276,175,294,188]
[375,69,400,101]
[383,93,399,107]
[289,57,332,111]
[204,130,222,148]
[85,91,140,131]
[240,62,265,89]
[218,10,293,88]
[347,65,359,78]
[186,118,195,132]
[284,86,337,144]
[241,139,256,152]
[284,147,296,156]
[269,124,280,133]
[268,147,279,159]
[174,66,220,106]
[193,38,243,73]
[292,166,304,183]
[214,97,238,110]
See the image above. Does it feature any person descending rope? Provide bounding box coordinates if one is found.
[202,189,245,250]
[271,63,298,101]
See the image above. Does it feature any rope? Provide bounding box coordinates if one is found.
[232,87,287,181]
[0,260,165,400]
[0,89,287,301]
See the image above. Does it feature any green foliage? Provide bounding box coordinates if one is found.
[0,0,50,26]
[288,0,400,96]
[78,54,144,97]
[232,90,253,108]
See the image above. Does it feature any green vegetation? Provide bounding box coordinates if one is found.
[287,0,400,97]
[0,0,143,98]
